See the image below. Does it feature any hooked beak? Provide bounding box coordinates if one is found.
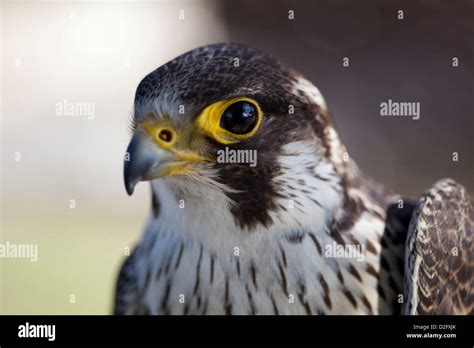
[124,124,210,195]
[124,130,177,195]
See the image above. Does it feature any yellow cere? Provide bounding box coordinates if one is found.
[142,121,209,165]
[196,97,263,144]
[143,121,177,150]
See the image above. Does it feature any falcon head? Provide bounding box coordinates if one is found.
[124,43,349,231]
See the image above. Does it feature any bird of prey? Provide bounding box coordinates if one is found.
[115,43,473,315]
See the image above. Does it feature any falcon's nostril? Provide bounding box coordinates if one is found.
[158,129,173,143]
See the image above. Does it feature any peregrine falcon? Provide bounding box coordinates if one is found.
[115,43,473,315]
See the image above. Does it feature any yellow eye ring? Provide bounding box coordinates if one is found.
[196,97,262,144]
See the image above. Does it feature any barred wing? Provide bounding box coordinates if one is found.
[404,179,474,314]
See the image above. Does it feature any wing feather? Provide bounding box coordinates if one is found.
[403,179,473,314]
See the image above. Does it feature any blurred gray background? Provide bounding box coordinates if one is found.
[1,0,472,314]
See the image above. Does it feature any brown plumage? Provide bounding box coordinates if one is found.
[404,179,473,314]
[115,43,473,315]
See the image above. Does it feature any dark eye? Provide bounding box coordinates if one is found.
[220,101,258,134]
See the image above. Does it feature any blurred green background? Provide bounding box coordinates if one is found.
[1,208,141,314]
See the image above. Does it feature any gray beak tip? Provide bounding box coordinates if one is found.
[125,179,135,196]
[124,159,138,196]
[124,130,170,196]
